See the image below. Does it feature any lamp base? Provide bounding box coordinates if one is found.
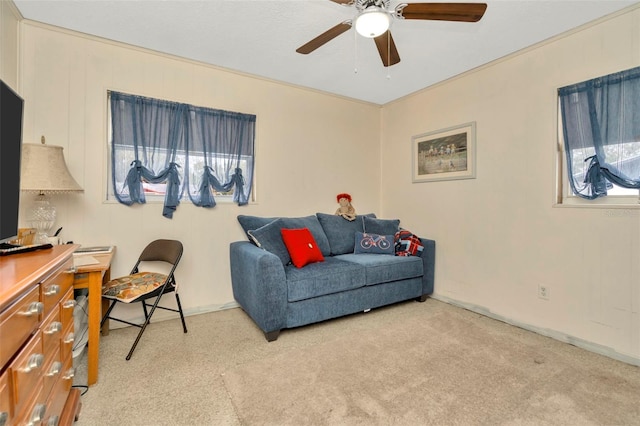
[28,193,56,244]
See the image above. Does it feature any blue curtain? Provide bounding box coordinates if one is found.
[185,107,255,207]
[110,91,255,217]
[559,66,640,199]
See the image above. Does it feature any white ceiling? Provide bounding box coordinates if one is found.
[13,0,640,105]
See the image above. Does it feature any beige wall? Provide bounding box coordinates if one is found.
[0,0,20,87]
[381,7,640,362]
[18,22,381,320]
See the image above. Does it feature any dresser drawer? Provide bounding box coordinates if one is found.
[44,355,74,426]
[40,258,74,317]
[0,370,12,426]
[41,308,63,361]
[42,346,62,404]
[60,321,75,367]
[9,331,44,416]
[0,285,42,369]
[59,287,75,331]
[13,384,45,426]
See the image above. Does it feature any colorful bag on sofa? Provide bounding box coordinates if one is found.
[394,230,424,257]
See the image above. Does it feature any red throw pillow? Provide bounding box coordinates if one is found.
[280,228,325,268]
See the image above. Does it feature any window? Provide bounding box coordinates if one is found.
[557,105,640,205]
[557,67,640,207]
[107,91,256,218]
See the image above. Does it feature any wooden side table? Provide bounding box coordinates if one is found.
[72,249,115,386]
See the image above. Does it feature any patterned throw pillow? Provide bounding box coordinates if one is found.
[354,232,395,255]
[280,228,325,268]
[394,230,424,257]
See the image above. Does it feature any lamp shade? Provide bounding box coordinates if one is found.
[21,142,83,193]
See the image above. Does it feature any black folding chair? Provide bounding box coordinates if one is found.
[101,239,187,360]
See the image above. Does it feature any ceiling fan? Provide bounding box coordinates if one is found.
[296,1,487,67]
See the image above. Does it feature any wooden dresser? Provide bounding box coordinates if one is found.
[0,245,81,426]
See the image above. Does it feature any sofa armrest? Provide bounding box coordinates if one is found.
[419,238,436,295]
[230,241,288,335]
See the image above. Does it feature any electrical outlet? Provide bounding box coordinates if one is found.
[538,284,550,300]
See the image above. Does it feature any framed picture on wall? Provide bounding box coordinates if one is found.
[411,121,476,183]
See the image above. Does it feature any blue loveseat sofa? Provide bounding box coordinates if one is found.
[229,213,436,341]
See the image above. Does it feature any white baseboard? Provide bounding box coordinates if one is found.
[432,294,640,367]
[104,301,240,330]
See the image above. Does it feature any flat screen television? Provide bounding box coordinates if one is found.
[0,79,24,245]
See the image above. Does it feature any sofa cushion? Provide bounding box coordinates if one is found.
[316,212,376,255]
[335,253,423,286]
[353,232,395,255]
[238,215,331,256]
[285,257,366,302]
[363,216,401,235]
[247,219,290,265]
[281,228,325,268]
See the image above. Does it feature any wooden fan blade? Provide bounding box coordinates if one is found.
[396,3,487,22]
[330,0,354,4]
[296,21,352,54]
[374,31,400,67]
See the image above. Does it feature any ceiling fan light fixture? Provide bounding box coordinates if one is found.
[354,7,390,38]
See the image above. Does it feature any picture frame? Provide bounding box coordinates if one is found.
[412,121,476,183]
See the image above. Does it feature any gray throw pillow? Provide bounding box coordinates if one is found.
[247,218,290,265]
[363,216,400,235]
[316,212,376,255]
[237,215,277,241]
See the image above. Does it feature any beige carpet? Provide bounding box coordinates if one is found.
[222,307,640,425]
[73,299,640,425]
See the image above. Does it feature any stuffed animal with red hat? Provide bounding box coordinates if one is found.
[335,193,356,221]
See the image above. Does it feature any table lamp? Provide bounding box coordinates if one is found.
[20,137,83,243]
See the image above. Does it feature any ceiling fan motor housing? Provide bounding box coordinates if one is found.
[355,0,391,12]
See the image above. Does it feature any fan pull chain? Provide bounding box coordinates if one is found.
[354,27,358,74]
[386,31,391,80]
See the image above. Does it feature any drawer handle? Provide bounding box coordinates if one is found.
[44,321,63,335]
[47,415,60,426]
[64,332,75,344]
[44,284,61,296]
[46,361,63,377]
[0,412,8,426]
[20,353,45,373]
[26,404,46,426]
[62,299,76,309]
[19,302,44,317]
[63,368,75,380]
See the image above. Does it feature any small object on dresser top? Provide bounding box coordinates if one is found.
[75,245,114,254]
